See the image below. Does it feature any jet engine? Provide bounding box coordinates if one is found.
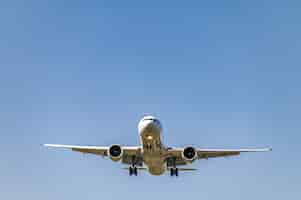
[108,145,123,161]
[182,146,197,162]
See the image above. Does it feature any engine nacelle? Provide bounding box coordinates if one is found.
[108,145,123,161]
[182,146,197,162]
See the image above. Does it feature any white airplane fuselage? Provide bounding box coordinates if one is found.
[138,116,166,175]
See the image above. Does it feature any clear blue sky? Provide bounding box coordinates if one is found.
[0,0,300,199]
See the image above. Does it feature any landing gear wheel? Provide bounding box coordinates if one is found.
[129,155,138,176]
[129,166,138,176]
[170,168,178,177]
[170,157,178,177]
[170,168,174,176]
[129,166,133,176]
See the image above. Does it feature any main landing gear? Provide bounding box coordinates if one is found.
[129,166,138,176]
[170,167,178,177]
[170,157,178,177]
[129,155,138,176]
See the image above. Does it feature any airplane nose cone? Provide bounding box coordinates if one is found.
[138,119,161,134]
[138,116,162,135]
[138,120,153,132]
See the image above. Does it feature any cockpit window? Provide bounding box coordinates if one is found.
[140,117,162,129]
[143,118,159,123]
[143,117,155,121]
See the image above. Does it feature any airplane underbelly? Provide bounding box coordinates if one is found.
[143,152,166,175]
[148,166,165,175]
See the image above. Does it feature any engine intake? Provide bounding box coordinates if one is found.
[182,146,197,162]
[108,145,123,161]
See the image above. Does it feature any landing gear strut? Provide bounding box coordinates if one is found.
[170,157,179,177]
[129,166,138,176]
[170,167,178,177]
[129,156,138,176]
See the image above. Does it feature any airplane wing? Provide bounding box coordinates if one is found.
[44,144,143,166]
[166,147,271,166]
[196,148,271,159]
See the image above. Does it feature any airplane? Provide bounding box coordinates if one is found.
[44,115,271,176]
